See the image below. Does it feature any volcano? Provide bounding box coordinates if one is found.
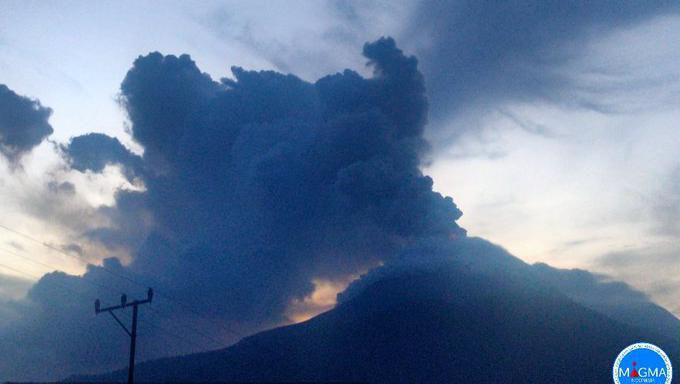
[73,238,680,383]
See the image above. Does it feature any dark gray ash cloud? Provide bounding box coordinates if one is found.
[113,36,464,323]
[1,37,465,381]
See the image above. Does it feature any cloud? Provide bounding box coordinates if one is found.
[593,245,680,320]
[0,265,143,379]
[0,273,32,330]
[5,4,679,377]
[62,133,143,181]
[654,166,680,237]
[406,1,679,140]
[115,36,463,322]
[0,37,466,381]
[532,262,680,337]
[47,180,76,195]
[0,273,32,302]
[0,84,53,162]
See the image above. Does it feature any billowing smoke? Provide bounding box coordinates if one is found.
[101,37,465,322]
[0,37,465,381]
[0,84,53,162]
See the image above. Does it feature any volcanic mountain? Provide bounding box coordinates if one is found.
[74,237,680,383]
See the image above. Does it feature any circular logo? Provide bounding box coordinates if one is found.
[613,343,672,384]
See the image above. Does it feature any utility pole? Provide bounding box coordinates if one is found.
[95,288,153,384]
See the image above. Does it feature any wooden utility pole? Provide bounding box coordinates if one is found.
[95,288,153,384]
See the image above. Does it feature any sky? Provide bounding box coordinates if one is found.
[1,0,680,381]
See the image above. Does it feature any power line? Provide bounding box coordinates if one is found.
[152,291,245,340]
[0,260,89,299]
[0,222,246,342]
[0,247,228,349]
[0,257,219,353]
[0,256,291,372]
[145,304,225,348]
[0,247,128,293]
[0,223,146,289]
[0,222,300,364]
[0,260,42,281]
[134,316,221,365]
[0,246,60,273]
[140,307,224,350]
[0,259,239,376]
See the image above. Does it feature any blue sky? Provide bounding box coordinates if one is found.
[1,1,680,380]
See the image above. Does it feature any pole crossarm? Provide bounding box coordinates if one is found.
[96,288,154,314]
[94,287,153,384]
[97,298,153,312]
[108,311,131,336]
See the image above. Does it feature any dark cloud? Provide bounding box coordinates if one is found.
[0,276,30,330]
[0,266,145,379]
[84,189,150,253]
[116,36,463,323]
[0,38,466,381]
[62,133,143,180]
[0,84,53,162]
[407,0,679,140]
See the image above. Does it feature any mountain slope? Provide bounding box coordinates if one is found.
[532,262,680,339]
[76,238,680,383]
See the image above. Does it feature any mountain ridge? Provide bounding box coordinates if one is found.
[72,238,680,383]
